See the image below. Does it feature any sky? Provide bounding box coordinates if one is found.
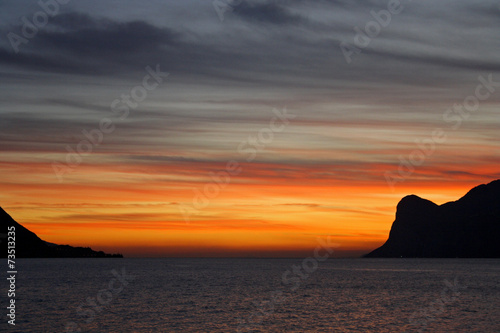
[0,0,499,257]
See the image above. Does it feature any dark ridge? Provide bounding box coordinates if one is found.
[364,179,500,258]
[1,207,123,258]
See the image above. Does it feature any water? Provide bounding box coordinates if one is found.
[3,258,500,332]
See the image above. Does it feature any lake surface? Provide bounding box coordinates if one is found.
[4,258,500,332]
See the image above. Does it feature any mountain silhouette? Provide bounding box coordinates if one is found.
[0,206,122,258]
[365,179,500,258]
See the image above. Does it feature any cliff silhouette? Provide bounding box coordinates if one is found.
[365,179,500,258]
[0,207,122,258]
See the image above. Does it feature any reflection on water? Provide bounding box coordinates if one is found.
[9,258,500,332]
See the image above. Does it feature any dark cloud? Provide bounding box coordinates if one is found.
[0,46,89,74]
[232,1,303,24]
[38,14,179,54]
[1,1,499,90]
[48,12,99,31]
[0,12,179,76]
[362,48,500,73]
[0,0,499,163]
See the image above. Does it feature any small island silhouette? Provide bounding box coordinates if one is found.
[365,179,500,258]
[0,207,122,258]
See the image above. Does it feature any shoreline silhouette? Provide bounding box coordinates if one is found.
[365,179,500,258]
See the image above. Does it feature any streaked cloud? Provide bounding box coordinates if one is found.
[0,0,499,256]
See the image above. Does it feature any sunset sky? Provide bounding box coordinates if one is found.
[1,0,499,257]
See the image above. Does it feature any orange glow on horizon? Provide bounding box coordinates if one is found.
[3,158,495,257]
